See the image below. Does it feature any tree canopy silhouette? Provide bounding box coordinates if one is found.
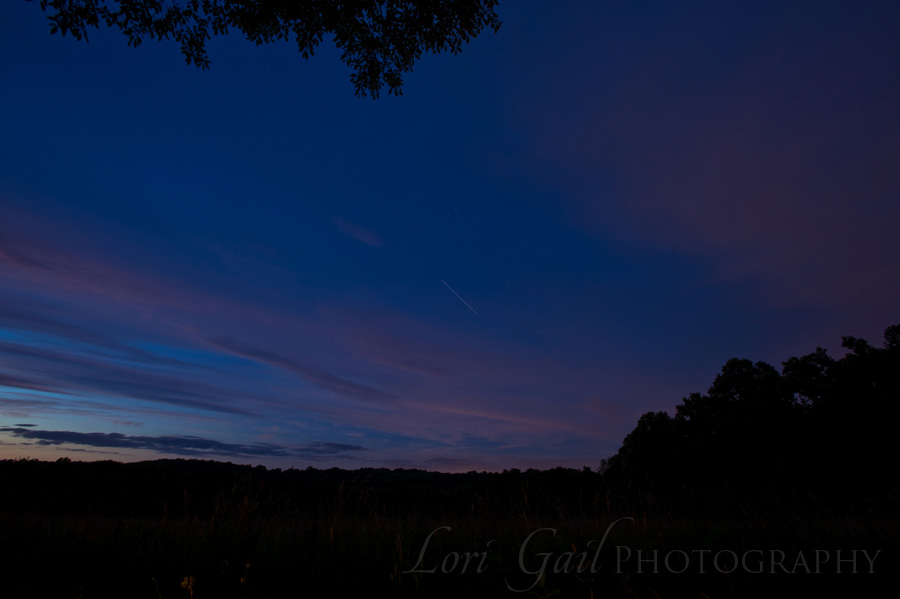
[606,323,900,493]
[31,0,502,98]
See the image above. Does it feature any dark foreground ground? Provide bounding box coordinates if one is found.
[0,458,896,598]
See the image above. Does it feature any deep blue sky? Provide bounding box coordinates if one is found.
[1,1,898,470]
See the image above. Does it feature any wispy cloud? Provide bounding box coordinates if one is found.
[0,371,64,394]
[332,216,384,247]
[0,427,366,460]
[0,296,199,369]
[0,233,54,271]
[208,337,395,402]
[0,225,170,306]
[0,340,259,417]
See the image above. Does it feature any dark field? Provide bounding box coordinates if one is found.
[1,458,896,598]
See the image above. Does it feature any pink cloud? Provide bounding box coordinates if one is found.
[515,19,900,346]
[332,216,384,247]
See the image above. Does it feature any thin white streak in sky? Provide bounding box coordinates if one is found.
[440,279,477,314]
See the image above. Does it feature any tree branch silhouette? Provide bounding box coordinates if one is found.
[31,0,502,98]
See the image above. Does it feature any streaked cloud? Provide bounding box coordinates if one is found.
[0,340,260,417]
[332,216,384,247]
[207,337,396,402]
[0,426,366,460]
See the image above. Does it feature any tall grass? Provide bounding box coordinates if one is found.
[0,459,896,598]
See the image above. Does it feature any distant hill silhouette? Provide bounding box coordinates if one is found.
[0,458,604,520]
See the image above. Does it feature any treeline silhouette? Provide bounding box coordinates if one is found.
[604,322,900,505]
[0,458,604,521]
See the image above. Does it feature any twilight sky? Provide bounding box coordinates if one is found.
[1,1,898,471]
